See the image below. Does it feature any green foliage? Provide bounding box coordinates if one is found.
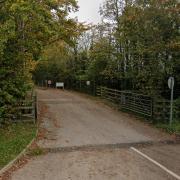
[156,122,180,134]
[87,37,111,80]
[99,0,179,95]
[174,97,180,121]
[33,41,76,84]
[0,0,79,122]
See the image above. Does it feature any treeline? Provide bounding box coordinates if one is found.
[0,0,81,123]
[34,0,179,100]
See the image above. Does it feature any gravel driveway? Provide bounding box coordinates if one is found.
[9,89,179,180]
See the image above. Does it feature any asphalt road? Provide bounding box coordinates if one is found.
[10,89,180,180]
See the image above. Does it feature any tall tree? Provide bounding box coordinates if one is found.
[0,0,79,122]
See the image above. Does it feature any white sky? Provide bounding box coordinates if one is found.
[71,0,104,24]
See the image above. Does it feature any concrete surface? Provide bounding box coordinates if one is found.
[11,148,177,180]
[36,89,171,149]
[9,89,179,180]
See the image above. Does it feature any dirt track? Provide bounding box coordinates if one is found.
[10,89,180,180]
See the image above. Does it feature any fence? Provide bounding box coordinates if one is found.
[96,86,180,122]
[97,86,153,117]
[15,91,37,123]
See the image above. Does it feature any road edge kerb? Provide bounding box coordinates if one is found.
[0,128,38,176]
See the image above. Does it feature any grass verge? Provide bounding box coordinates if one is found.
[0,122,36,169]
[156,121,180,134]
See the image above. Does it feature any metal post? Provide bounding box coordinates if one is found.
[170,84,174,125]
[80,80,81,91]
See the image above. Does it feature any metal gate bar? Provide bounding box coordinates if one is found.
[97,87,152,117]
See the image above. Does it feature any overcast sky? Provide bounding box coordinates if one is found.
[71,0,104,24]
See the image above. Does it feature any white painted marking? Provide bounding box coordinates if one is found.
[131,147,180,180]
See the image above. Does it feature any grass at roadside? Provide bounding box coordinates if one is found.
[0,122,37,169]
[156,121,180,134]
